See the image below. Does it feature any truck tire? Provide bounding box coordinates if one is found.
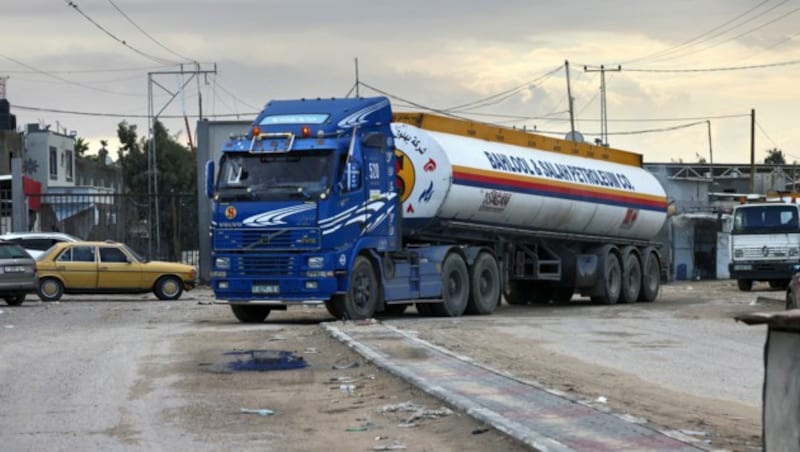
[737,279,753,292]
[504,281,529,305]
[338,256,379,320]
[432,253,469,317]
[638,250,661,302]
[325,296,344,319]
[593,251,622,304]
[466,252,499,315]
[230,305,271,323]
[620,251,642,303]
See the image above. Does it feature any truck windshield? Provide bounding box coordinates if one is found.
[732,205,800,234]
[216,150,336,201]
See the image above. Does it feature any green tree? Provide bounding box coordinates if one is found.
[74,137,89,157]
[116,120,196,260]
[764,148,786,165]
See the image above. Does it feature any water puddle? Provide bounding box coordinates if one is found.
[225,350,307,371]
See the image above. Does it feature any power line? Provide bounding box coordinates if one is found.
[0,64,174,75]
[63,0,180,65]
[444,65,563,112]
[12,103,258,119]
[0,53,142,97]
[106,0,195,63]
[624,58,800,73]
[646,3,800,64]
[622,0,772,65]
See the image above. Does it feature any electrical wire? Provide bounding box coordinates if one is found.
[625,58,800,73]
[63,0,179,65]
[0,53,142,97]
[12,103,258,119]
[646,3,800,64]
[0,65,174,75]
[623,0,779,65]
[443,65,563,112]
[106,0,195,63]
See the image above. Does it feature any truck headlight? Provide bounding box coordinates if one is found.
[215,257,231,270]
[734,249,743,258]
[790,248,799,257]
[308,256,324,268]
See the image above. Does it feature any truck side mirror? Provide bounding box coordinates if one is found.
[205,160,215,198]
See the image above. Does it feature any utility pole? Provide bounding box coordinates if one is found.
[750,108,756,193]
[564,60,576,140]
[147,62,217,259]
[354,58,360,97]
[706,120,713,187]
[584,64,621,146]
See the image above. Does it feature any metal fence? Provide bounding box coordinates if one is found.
[0,189,200,266]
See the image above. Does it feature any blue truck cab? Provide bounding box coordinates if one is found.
[206,97,401,322]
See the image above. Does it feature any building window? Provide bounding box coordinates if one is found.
[65,150,73,181]
[49,146,57,179]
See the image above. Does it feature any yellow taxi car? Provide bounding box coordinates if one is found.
[35,241,197,302]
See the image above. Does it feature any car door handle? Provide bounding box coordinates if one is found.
[99,266,108,271]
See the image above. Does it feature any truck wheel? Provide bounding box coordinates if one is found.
[737,279,753,292]
[4,293,26,306]
[325,296,344,319]
[339,256,379,320]
[620,251,642,303]
[230,305,271,323]
[432,253,469,317]
[638,250,661,302]
[504,281,529,305]
[466,252,499,315]
[595,251,622,304]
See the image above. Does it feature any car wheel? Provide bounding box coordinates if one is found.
[37,277,64,302]
[155,276,183,300]
[4,293,26,306]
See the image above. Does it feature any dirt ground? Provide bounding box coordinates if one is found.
[1,279,780,451]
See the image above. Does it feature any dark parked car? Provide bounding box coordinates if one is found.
[0,240,37,306]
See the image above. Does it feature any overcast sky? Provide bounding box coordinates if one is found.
[2,0,798,164]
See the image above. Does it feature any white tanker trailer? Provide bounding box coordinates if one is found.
[207,97,668,322]
[389,112,668,311]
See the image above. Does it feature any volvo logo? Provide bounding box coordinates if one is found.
[225,206,237,220]
[762,246,770,257]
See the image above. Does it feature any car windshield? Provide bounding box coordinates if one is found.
[0,243,31,259]
[732,205,800,233]
[122,244,147,263]
[215,150,336,201]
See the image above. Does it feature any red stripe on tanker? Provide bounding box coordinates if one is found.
[392,123,668,241]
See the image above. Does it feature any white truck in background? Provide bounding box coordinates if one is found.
[729,194,800,291]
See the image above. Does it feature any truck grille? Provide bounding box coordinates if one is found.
[739,245,789,259]
[236,255,297,276]
[214,228,320,251]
